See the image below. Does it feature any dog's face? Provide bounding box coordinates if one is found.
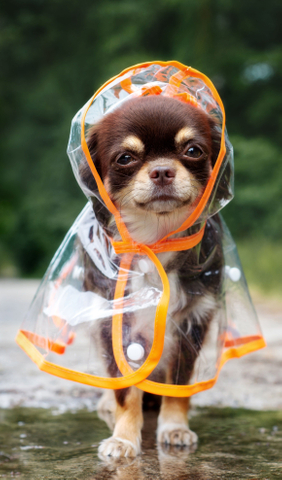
[85,95,221,243]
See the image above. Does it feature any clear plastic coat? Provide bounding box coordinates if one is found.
[16,62,265,396]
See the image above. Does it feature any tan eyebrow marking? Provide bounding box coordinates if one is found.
[121,135,144,154]
[175,127,195,145]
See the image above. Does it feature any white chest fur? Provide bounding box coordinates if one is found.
[128,251,217,373]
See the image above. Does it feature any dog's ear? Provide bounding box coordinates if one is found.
[79,124,101,194]
[209,116,232,202]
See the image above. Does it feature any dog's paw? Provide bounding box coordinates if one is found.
[98,436,141,458]
[157,422,198,446]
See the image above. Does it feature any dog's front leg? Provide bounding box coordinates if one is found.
[98,386,143,458]
[157,396,197,446]
[156,326,200,447]
[157,305,215,446]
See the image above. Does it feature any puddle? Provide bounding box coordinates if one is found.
[0,407,281,479]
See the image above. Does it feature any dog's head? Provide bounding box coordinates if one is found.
[81,95,222,243]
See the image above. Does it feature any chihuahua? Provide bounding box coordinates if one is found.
[80,95,226,457]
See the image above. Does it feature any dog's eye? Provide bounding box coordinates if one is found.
[184,146,203,159]
[116,154,135,166]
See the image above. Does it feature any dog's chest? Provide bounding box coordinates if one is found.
[128,251,189,358]
[127,248,218,367]
[131,251,187,316]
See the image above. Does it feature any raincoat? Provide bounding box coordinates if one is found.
[16,61,266,397]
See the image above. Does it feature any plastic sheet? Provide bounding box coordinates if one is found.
[16,61,265,396]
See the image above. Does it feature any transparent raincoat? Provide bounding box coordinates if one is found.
[16,61,266,397]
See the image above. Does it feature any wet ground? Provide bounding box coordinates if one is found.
[0,279,282,478]
[1,407,282,479]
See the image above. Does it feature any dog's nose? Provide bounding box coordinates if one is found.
[149,166,176,186]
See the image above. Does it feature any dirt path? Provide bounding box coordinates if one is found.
[0,279,281,411]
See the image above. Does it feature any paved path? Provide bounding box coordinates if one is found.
[0,279,281,411]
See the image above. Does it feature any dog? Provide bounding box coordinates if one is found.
[79,94,228,458]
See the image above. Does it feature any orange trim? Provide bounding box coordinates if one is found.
[169,67,192,88]
[134,337,267,397]
[112,245,170,382]
[173,92,199,108]
[120,78,134,94]
[111,261,267,396]
[15,329,167,390]
[17,61,264,396]
[80,60,226,245]
[79,61,224,391]
[21,330,66,355]
[81,107,130,242]
[141,85,162,96]
[15,244,170,389]
[224,334,263,348]
[112,224,206,255]
[16,330,266,396]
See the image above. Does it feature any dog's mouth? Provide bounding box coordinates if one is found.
[135,194,192,214]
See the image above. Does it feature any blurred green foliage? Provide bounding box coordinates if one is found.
[0,0,282,289]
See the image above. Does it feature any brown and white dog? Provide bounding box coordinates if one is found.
[80,95,227,458]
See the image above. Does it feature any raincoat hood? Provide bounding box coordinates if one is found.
[16,61,266,396]
[68,61,234,238]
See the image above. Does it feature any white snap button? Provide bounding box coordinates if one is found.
[138,258,151,274]
[127,343,145,361]
[229,267,241,282]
